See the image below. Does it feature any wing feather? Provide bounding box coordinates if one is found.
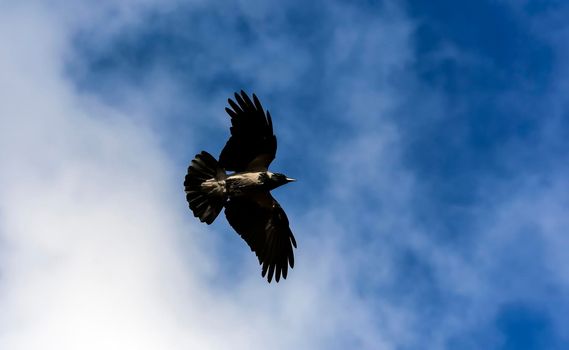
[224,193,296,283]
[219,91,277,172]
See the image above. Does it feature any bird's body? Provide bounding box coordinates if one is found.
[184,91,297,283]
[227,171,294,194]
[226,172,268,195]
[200,172,292,196]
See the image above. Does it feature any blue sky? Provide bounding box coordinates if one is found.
[1,0,568,349]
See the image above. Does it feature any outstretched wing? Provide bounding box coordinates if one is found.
[219,91,277,172]
[224,193,297,283]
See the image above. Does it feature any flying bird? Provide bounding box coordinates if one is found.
[184,91,297,283]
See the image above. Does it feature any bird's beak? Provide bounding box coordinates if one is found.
[286,177,296,182]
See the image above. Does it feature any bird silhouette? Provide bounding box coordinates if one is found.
[184,91,297,283]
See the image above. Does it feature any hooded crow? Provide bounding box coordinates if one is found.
[184,91,297,283]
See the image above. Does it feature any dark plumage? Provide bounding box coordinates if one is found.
[184,91,297,283]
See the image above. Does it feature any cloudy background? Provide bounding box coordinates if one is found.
[1,0,568,349]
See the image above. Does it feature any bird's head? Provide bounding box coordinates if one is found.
[266,172,296,190]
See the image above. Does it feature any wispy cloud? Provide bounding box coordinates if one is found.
[1,0,569,349]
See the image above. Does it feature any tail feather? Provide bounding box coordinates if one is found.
[184,151,227,224]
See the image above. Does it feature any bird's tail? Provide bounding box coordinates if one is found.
[184,151,227,224]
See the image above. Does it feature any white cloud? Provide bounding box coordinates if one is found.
[2,1,569,349]
[0,2,401,349]
[0,6,204,350]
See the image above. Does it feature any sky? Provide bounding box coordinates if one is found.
[1,0,568,349]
